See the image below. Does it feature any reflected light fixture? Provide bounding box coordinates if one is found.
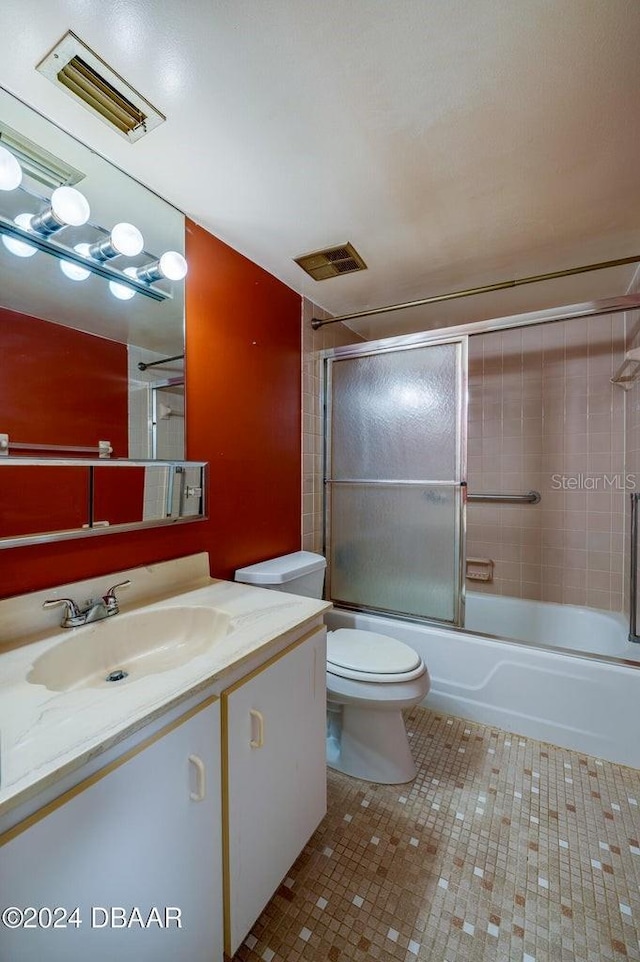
[30,185,90,235]
[0,144,22,191]
[88,221,144,260]
[1,213,37,257]
[109,265,137,300]
[136,250,188,282]
[60,242,92,280]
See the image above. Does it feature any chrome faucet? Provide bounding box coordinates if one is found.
[43,580,131,628]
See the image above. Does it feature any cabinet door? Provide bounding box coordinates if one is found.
[0,699,223,962]
[223,628,327,955]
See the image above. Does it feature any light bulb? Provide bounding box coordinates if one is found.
[60,243,92,281]
[111,222,144,256]
[136,250,188,283]
[0,144,22,191]
[89,221,144,260]
[1,213,37,258]
[159,250,188,280]
[30,185,91,235]
[109,266,137,300]
[50,186,90,227]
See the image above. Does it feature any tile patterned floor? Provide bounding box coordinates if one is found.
[233,708,640,962]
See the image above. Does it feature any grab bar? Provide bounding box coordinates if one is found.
[630,493,640,643]
[467,490,541,504]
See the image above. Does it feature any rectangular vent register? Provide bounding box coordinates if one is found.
[294,242,367,281]
[37,31,165,142]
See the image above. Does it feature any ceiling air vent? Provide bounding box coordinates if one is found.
[0,122,85,189]
[294,242,367,281]
[36,31,165,143]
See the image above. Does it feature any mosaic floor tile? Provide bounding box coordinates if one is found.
[232,708,640,962]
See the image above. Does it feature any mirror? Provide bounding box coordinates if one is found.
[0,84,186,461]
[0,461,206,549]
[0,85,204,548]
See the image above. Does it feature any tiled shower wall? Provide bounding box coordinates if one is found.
[466,314,627,610]
[128,345,184,459]
[301,299,364,551]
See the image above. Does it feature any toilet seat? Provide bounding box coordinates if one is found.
[327,628,426,683]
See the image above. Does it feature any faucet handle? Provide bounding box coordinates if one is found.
[103,579,131,612]
[42,598,83,627]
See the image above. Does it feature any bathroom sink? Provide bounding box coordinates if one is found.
[27,605,231,692]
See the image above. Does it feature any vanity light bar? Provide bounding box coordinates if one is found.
[0,146,186,299]
[0,214,170,301]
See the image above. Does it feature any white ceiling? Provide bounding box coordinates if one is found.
[0,0,639,340]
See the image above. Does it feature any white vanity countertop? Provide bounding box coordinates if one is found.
[0,554,330,817]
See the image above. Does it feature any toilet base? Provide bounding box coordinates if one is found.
[328,705,417,784]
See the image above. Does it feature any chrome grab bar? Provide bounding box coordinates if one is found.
[467,490,541,504]
[630,493,640,643]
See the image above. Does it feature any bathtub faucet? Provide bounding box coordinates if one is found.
[42,580,131,628]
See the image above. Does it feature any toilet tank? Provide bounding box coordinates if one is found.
[234,551,326,599]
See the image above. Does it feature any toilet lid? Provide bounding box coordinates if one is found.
[327,628,422,676]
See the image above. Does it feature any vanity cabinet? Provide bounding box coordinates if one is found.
[0,698,223,962]
[222,627,327,956]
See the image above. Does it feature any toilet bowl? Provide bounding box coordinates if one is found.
[234,551,429,785]
[326,628,430,783]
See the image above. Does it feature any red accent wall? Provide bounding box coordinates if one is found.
[0,308,129,455]
[184,220,302,577]
[0,220,302,597]
[0,466,88,537]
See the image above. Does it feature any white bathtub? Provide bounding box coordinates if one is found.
[465,592,638,661]
[325,592,640,769]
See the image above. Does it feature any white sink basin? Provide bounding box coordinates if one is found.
[27,606,231,692]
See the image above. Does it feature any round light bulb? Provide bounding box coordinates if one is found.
[109,266,137,301]
[0,145,22,191]
[50,186,90,227]
[159,250,188,281]
[110,222,144,257]
[1,213,37,258]
[60,243,92,281]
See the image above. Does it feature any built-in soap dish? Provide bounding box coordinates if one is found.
[466,557,494,583]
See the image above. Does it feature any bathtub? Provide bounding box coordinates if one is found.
[465,592,637,661]
[325,592,640,769]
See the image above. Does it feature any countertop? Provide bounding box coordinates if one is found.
[0,557,330,818]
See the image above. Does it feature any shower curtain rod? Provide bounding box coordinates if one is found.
[310,253,640,330]
[137,353,184,371]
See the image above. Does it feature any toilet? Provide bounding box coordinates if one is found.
[234,551,430,784]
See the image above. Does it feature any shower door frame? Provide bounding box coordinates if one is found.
[319,291,640,659]
[323,332,468,627]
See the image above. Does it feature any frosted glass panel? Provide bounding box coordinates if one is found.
[331,343,460,481]
[329,484,460,622]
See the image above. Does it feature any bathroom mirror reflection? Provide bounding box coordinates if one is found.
[0,84,186,462]
[0,462,206,549]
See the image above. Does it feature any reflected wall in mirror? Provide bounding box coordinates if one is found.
[0,465,88,539]
[0,84,186,461]
[0,461,206,549]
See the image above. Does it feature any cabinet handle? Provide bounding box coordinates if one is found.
[249,709,264,749]
[188,754,206,802]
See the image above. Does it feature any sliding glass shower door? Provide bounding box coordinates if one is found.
[325,337,467,625]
